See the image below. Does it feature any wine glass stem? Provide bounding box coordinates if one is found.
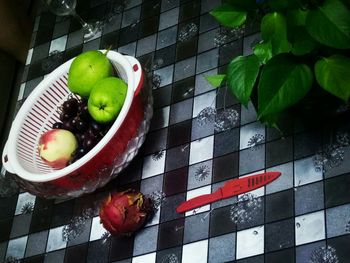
[71,11,88,28]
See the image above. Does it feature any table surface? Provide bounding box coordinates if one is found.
[1,0,350,262]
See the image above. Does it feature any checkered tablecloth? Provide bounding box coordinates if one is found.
[1,0,350,262]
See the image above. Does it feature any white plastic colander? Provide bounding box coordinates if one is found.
[1,50,150,197]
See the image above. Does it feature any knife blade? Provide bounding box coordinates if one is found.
[176,171,281,213]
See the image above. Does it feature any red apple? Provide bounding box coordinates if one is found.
[38,129,78,169]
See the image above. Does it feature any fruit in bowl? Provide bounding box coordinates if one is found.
[39,50,128,169]
[38,129,78,169]
[88,77,127,123]
[68,50,113,98]
[50,96,110,165]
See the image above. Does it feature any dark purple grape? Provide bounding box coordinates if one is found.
[80,111,90,121]
[90,120,103,131]
[71,117,78,127]
[83,136,97,150]
[77,100,88,112]
[69,148,84,164]
[96,131,104,139]
[75,133,86,144]
[78,104,90,121]
[88,128,104,141]
[63,119,75,132]
[52,122,64,129]
[86,128,97,137]
[75,147,86,158]
[60,111,72,121]
[76,119,88,132]
[85,129,92,137]
[62,98,78,115]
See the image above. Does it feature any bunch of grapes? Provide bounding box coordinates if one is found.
[52,96,111,163]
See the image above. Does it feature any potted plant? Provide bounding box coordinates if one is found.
[207,0,350,130]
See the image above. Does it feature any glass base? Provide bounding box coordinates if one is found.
[83,21,102,41]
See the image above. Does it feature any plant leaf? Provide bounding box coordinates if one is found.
[340,0,350,9]
[227,0,257,11]
[253,41,273,64]
[268,0,301,10]
[286,9,316,56]
[210,4,247,28]
[287,9,308,27]
[289,26,318,56]
[261,12,292,56]
[259,112,283,131]
[226,55,261,107]
[315,55,350,101]
[258,54,313,118]
[306,0,350,49]
[206,74,226,88]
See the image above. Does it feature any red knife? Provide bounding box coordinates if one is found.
[176,171,281,213]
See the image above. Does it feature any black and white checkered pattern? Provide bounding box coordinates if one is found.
[1,0,350,262]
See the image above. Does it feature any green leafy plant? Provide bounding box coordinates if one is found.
[208,0,350,127]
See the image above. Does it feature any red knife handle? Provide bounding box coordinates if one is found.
[220,171,281,198]
[176,189,222,213]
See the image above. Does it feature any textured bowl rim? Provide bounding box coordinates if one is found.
[6,50,136,182]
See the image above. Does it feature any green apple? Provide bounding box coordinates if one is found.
[88,77,127,123]
[68,50,113,98]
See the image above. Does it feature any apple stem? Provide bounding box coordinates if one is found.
[104,45,112,56]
